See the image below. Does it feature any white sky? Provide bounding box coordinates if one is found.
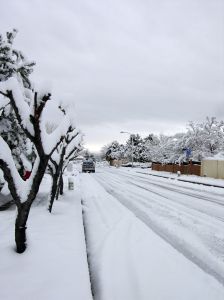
[1,0,224,152]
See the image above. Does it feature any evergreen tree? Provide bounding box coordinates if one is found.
[0,29,36,177]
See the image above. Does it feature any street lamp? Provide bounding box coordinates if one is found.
[120,131,134,168]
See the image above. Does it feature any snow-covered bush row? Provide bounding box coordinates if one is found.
[102,117,224,164]
[0,30,83,253]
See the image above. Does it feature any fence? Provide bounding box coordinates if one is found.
[152,162,201,176]
[201,160,224,179]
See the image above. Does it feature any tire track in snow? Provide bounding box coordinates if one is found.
[95,171,224,248]
[93,170,224,286]
[108,168,224,206]
[80,174,144,300]
[96,169,224,223]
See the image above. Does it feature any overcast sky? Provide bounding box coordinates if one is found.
[1,0,224,151]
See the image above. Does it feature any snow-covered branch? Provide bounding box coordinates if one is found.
[0,77,34,138]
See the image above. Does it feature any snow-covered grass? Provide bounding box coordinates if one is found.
[80,173,224,300]
[0,175,92,300]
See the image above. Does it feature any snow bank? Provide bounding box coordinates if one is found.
[80,174,224,300]
[134,167,224,188]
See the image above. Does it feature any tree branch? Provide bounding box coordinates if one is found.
[0,90,8,97]
[6,90,35,142]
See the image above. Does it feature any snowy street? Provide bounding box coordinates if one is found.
[93,166,224,285]
[80,166,224,299]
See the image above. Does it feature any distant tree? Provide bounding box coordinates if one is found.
[125,134,144,162]
[140,134,160,162]
[103,141,124,162]
[101,117,224,166]
[180,117,224,161]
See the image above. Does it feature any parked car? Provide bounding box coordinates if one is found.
[82,159,95,173]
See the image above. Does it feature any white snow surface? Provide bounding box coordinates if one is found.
[0,175,92,300]
[80,169,224,300]
[1,167,224,300]
[139,167,224,187]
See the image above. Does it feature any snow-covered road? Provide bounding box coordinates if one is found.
[92,167,224,285]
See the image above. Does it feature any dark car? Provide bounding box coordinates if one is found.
[82,159,95,173]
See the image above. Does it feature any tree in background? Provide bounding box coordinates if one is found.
[125,134,144,162]
[182,117,224,161]
[101,117,224,165]
[104,141,125,162]
[139,134,159,162]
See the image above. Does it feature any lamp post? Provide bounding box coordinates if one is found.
[120,131,134,168]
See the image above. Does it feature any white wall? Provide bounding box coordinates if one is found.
[201,160,224,179]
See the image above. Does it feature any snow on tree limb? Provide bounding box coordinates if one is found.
[0,77,34,136]
[40,114,71,155]
[0,136,29,203]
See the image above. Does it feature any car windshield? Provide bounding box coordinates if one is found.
[83,160,94,165]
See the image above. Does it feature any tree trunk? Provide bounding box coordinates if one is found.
[15,203,31,253]
[48,174,59,213]
[55,172,64,201]
[55,184,60,201]
[55,172,62,200]
[1,154,50,253]
[59,173,64,195]
[49,151,65,211]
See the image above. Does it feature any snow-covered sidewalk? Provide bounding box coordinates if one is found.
[136,168,224,188]
[0,175,92,300]
[80,173,224,300]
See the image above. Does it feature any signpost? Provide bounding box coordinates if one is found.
[182,148,192,161]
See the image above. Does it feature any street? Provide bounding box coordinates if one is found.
[92,166,224,285]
